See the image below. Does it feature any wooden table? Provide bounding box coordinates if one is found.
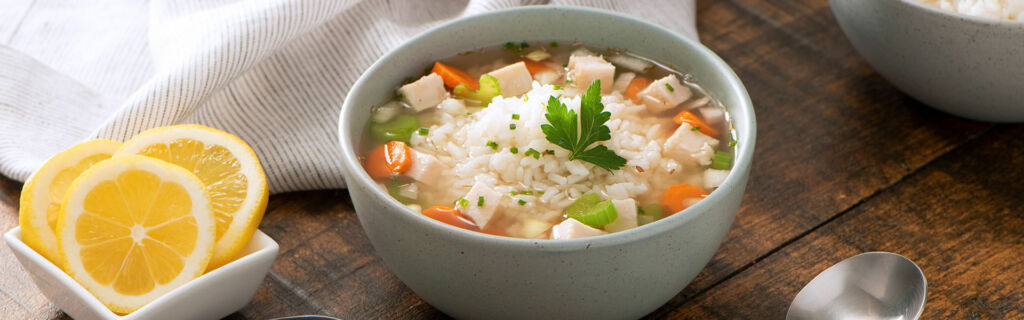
[3,0,1023,319]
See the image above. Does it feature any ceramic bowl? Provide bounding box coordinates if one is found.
[337,6,755,319]
[4,227,278,320]
[832,0,1024,122]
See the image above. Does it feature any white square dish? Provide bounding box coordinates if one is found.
[4,227,278,320]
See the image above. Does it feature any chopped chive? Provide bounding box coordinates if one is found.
[520,41,529,48]
[544,149,555,155]
[565,79,574,84]
[550,41,559,47]
[395,93,404,100]
[553,85,562,90]
[524,148,540,159]
[691,126,701,131]
[665,83,675,92]
[403,76,414,83]
[730,140,738,147]
[510,147,519,154]
[517,199,527,205]
[523,95,529,102]
[486,140,499,150]
[457,197,469,207]
[510,123,517,130]
[477,196,485,207]
[418,128,429,136]
[512,114,520,120]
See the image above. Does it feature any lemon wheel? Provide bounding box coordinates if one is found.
[20,139,121,265]
[58,155,215,314]
[116,125,268,270]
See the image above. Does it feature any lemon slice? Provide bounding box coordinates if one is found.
[116,125,268,270]
[58,155,215,314]
[20,139,122,265]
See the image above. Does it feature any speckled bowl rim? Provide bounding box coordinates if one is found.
[900,0,1024,25]
[338,5,755,251]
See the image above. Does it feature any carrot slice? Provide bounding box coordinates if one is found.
[659,184,708,216]
[432,61,479,90]
[384,141,411,173]
[625,76,653,104]
[673,110,719,137]
[422,206,479,231]
[518,59,551,75]
[365,141,411,179]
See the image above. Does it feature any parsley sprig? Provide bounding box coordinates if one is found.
[540,80,627,171]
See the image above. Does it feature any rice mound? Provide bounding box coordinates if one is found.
[919,0,1024,20]
[408,83,717,230]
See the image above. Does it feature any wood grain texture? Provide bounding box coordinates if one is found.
[0,0,1022,319]
[666,124,1024,319]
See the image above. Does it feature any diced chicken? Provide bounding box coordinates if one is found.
[551,218,605,240]
[486,62,533,97]
[704,169,730,189]
[637,75,692,112]
[608,54,653,73]
[398,73,446,112]
[571,47,596,57]
[612,72,636,93]
[404,150,446,185]
[457,181,504,229]
[567,55,615,93]
[664,123,719,166]
[604,199,638,233]
[697,105,724,126]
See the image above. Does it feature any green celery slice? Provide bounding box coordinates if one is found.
[569,199,618,229]
[370,114,419,143]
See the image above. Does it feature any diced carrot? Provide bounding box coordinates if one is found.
[673,110,719,137]
[364,141,411,179]
[518,59,551,75]
[625,76,653,104]
[384,141,411,173]
[432,61,479,90]
[422,206,479,231]
[659,184,708,216]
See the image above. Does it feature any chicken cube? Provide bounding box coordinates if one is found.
[551,218,605,240]
[567,55,615,93]
[486,62,533,97]
[604,199,638,232]
[457,181,504,229]
[404,150,446,185]
[398,73,446,112]
[704,169,730,189]
[665,123,719,166]
[637,74,692,112]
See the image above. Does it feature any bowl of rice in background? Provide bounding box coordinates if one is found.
[831,0,1024,122]
[337,6,755,319]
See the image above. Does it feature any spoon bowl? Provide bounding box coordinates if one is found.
[787,252,927,320]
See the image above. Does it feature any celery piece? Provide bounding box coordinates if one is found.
[454,74,502,107]
[369,114,419,143]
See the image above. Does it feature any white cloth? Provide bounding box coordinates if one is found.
[0,0,696,193]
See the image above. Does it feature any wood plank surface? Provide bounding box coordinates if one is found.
[0,0,1022,319]
[666,124,1024,319]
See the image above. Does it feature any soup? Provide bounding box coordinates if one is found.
[360,41,735,239]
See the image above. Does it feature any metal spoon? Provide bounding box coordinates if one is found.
[787,252,927,320]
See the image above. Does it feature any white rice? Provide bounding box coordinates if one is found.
[408,83,717,232]
[918,0,1024,20]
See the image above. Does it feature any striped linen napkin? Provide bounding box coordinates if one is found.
[0,0,697,193]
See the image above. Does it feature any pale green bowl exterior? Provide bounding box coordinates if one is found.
[338,6,755,319]
[832,0,1024,122]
